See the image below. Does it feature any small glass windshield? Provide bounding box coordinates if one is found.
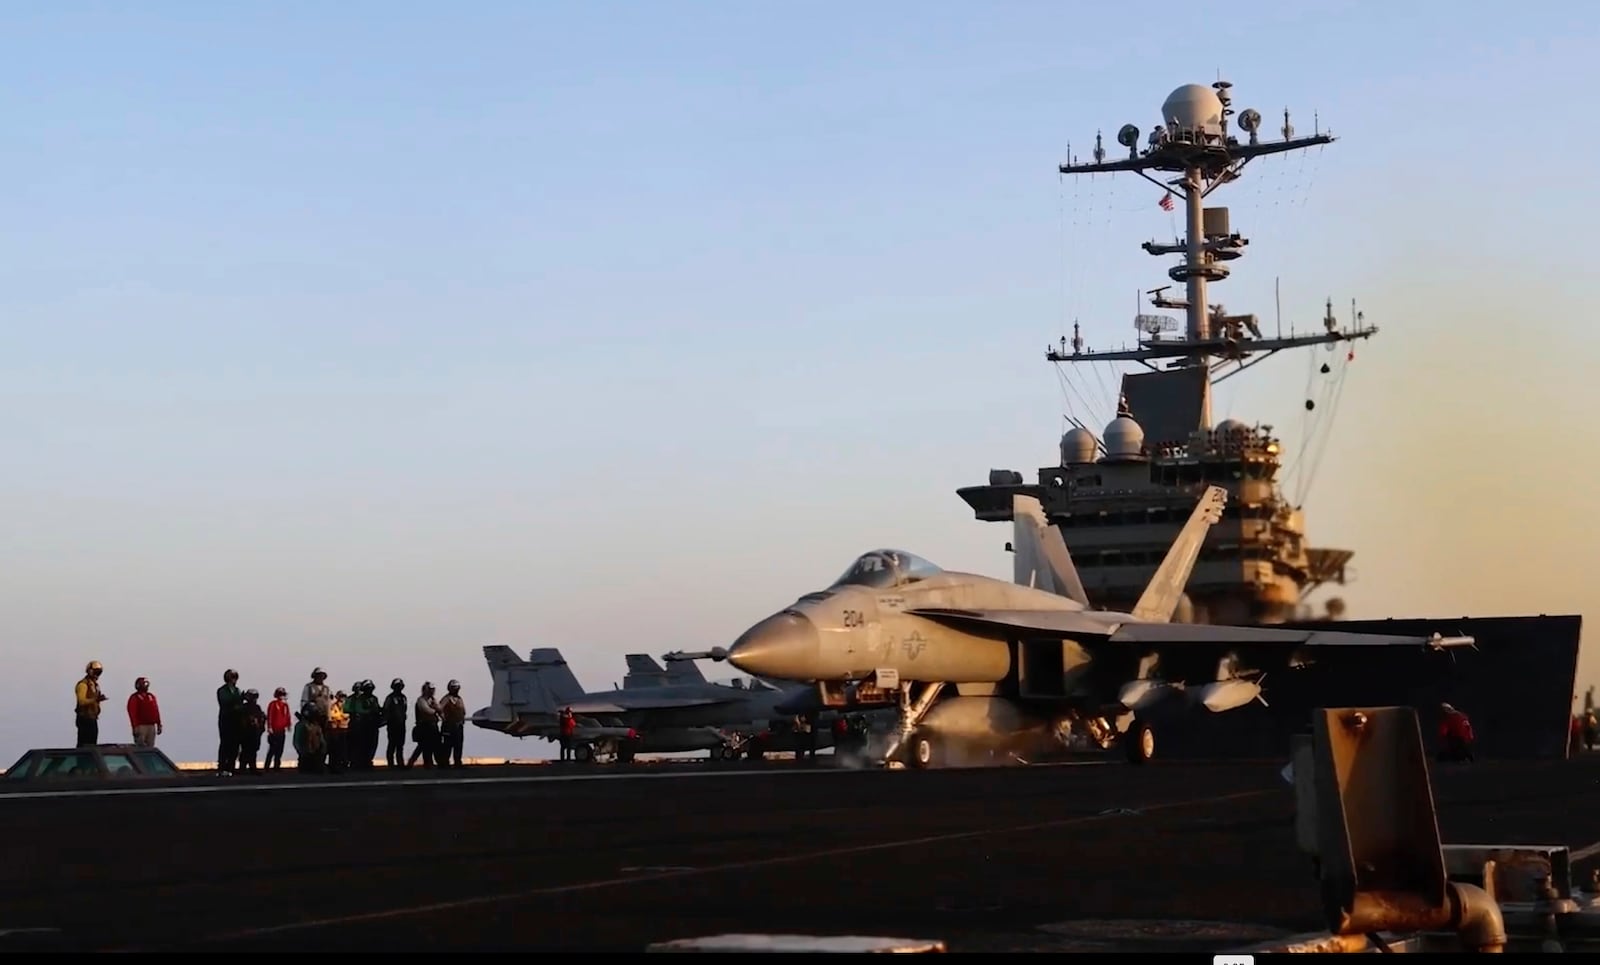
[828,549,942,590]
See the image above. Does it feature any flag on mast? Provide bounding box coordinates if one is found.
[1158,193,1174,212]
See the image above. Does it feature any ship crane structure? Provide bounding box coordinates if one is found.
[959,78,1381,626]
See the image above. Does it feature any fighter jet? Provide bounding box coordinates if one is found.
[470,646,824,762]
[724,486,1475,768]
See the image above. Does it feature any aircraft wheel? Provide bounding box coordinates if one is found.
[575,744,595,764]
[1124,719,1155,765]
[717,745,737,761]
[912,734,940,769]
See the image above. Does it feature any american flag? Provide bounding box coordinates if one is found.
[1158,193,1174,212]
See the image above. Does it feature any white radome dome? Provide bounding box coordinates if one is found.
[1059,427,1098,465]
[1103,416,1145,461]
[1161,84,1225,131]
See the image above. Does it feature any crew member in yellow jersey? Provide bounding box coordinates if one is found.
[74,661,108,747]
[326,691,350,773]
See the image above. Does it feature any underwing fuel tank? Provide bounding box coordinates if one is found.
[1195,678,1262,713]
[1117,679,1181,711]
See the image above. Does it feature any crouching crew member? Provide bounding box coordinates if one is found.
[1438,703,1476,763]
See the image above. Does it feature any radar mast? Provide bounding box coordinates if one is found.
[957,78,1370,626]
[1051,80,1377,430]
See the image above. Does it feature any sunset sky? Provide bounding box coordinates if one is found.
[2,1,1594,762]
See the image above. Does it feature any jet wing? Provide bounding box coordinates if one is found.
[906,607,1120,637]
[1106,623,1476,650]
[907,607,1474,651]
[562,695,738,715]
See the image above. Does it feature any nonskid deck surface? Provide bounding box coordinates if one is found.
[4,756,1598,952]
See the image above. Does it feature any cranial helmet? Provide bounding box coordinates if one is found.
[224,669,239,682]
[392,678,405,690]
[312,667,326,680]
[87,661,103,674]
[447,679,460,692]
[135,676,150,690]
[422,681,435,693]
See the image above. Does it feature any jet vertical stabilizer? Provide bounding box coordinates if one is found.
[524,647,587,708]
[1129,485,1228,623]
[661,654,708,684]
[624,654,669,689]
[1012,494,1090,606]
[482,645,527,723]
[480,645,589,720]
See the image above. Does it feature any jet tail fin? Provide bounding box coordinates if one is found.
[525,648,586,706]
[483,645,527,722]
[1011,494,1090,607]
[481,645,587,721]
[1130,485,1228,623]
[623,654,669,689]
[661,653,708,684]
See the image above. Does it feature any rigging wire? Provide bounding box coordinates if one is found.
[1297,347,1354,506]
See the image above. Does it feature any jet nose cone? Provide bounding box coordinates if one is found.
[728,612,820,681]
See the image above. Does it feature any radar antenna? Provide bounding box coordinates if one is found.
[1047,79,1378,427]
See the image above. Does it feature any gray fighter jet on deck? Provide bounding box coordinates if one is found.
[724,486,1475,768]
[470,646,822,762]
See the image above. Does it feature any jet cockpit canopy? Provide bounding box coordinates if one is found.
[828,549,942,590]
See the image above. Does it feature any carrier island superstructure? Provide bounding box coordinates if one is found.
[958,80,1376,625]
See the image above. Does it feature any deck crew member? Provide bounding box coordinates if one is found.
[265,688,291,769]
[293,702,325,773]
[1438,702,1475,763]
[238,689,267,771]
[383,679,408,768]
[408,682,441,768]
[559,707,576,761]
[74,661,108,747]
[127,677,162,747]
[327,690,350,773]
[439,680,467,767]
[217,669,244,774]
[349,681,381,770]
[301,668,332,720]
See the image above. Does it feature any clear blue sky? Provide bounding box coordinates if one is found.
[2,1,1595,763]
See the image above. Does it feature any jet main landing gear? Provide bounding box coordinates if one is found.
[1123,717,1156,764]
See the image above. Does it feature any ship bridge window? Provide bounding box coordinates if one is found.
[829,549,942,590]
[1204,464,1245,483]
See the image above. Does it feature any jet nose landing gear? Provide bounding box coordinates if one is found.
[880,681,947,768]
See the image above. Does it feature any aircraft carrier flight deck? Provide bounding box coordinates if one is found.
[4,754,1599,953]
